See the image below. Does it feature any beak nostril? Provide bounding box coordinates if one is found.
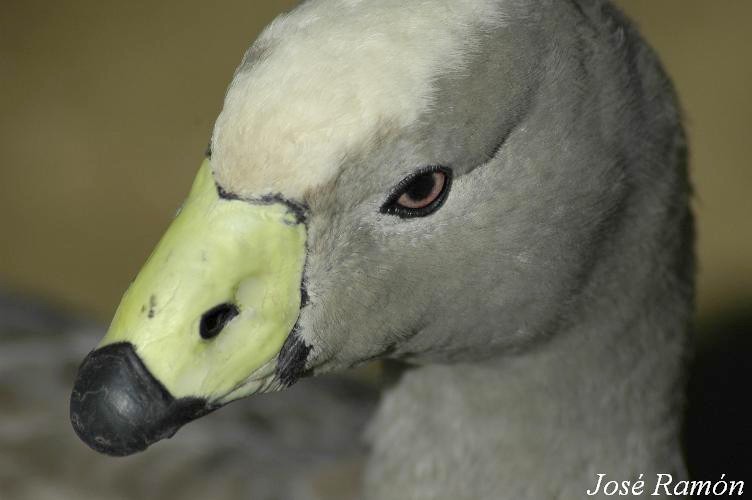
[200,303,240,340]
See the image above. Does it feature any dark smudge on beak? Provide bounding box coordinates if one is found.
[70,342,214,456]
[275,327,312,387]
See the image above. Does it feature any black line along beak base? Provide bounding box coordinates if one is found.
[69,342,214,456]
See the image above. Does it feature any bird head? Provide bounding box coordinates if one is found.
[70,0,685,456]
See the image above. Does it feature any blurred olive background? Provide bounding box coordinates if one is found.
[1,1,751,323]
[0,1,750,496]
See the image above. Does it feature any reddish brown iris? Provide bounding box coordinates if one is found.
[396,171,447,209]
[380,166,452,218]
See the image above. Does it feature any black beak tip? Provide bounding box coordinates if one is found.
[69,342,211,457]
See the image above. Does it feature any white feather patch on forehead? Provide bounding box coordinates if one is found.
[211,0,505,200]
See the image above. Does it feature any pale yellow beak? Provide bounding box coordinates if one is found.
[99,159,307,404]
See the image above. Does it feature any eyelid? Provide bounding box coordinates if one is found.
[380,166,453,218]
[387,166,446,199]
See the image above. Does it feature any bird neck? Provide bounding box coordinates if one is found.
[364,312,688,499]
[364,203,693,499]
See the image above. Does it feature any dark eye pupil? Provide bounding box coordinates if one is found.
[404,173,435,201]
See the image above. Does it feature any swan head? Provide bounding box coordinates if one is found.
[71,0,689,456]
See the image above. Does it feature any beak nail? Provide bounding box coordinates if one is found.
[70,342,211,456]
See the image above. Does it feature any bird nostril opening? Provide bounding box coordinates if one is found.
[200,303,240,340]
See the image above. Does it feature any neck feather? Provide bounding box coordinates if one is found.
[363,188,693,499]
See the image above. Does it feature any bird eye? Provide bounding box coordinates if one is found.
[381,166,452,218]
